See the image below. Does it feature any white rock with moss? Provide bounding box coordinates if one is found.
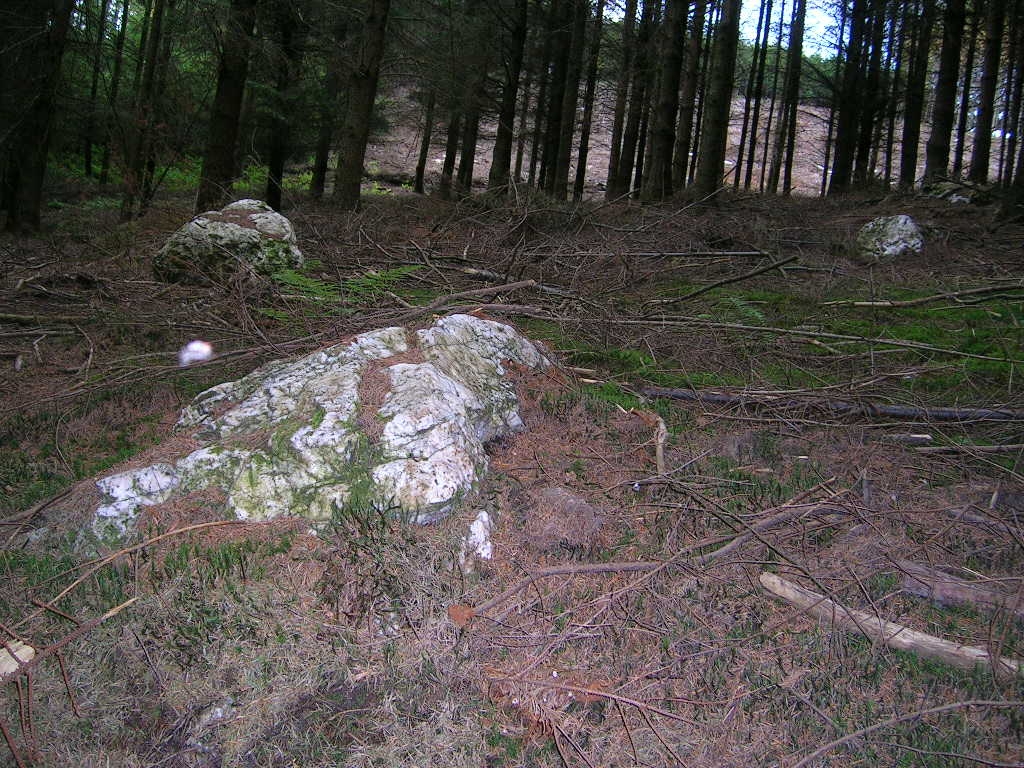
[153,199,303,282]
[91,315,550,539]
[855,215,924,264]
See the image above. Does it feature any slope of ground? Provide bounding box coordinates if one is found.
[0,186,1022,767]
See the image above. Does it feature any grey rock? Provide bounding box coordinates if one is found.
[153,198,303,282]
[92,315,551,538]
[855,214,924,264]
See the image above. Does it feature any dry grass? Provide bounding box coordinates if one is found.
[1,186,1022,766]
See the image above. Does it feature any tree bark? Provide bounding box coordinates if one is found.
[924,0,966,181]
[310,16,348,199]
[195,0,257,213]
[899,0,937,187]
[84,0,113,179]
[761,572,1021,677]
[672,0,709,189]
[615,0,656,197]
[735,0,769,190]
[332,0,391,209]
[741,0,772,190]
[414,90,436,194]
[573,0,605,201]
[828,0,868,193]
[488,0,529,193]
[694,0,742,197]
[99,0,131,186]
[641,0,688,201]
[552,0,589,199]
[265,2,304,212]
[2,0,76,232]
[605,0,638,199]
[969,0,1007,182]
[953,7,980,178]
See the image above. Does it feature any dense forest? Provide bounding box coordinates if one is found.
[2,0,1024,227]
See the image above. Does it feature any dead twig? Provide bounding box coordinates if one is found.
[823,283,1024,308]
[642,255,798,311]
[641,385,1024,423]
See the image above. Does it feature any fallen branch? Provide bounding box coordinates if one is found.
[896,560,1024,620]
[618,318,1023,364]
[643,255,798,310]
[640,386,1024,423]
[395,279,538,320]
[823,283,1024,308]
[915,443,1024,454]
[0,312,92,325]
[759,572,1021,677]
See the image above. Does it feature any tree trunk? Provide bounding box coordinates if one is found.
[605,0,638,199]
[1001,12,1024,187]
[693,0,741,197]
[120,0,163,220]
[828,0,868,193]
[84,0,113,179]
[265,1,304,212]
[140,0,176,215]
[953,7,980,178]
[854,0,885,185]
[759,0,786,192]
[552,0,589,199]
[415,90,436,194]
[99,0,131,185]
[195,0,257,213]
[438,110,462,200]
[573,0,605,201]
[899,0,937,187]
[779,0,806,194]
[488,0,529,192]
[672,0,709,189]
[641,0,688,201]
[969,0,1007,182]
[540,0,571,193]
[924,0,966,181]
[615,0,656,197]
[735,0,769,189]
[310,16,348,199]
[2,0,76,232]
[332,0,391,209]
[741,0,772,189]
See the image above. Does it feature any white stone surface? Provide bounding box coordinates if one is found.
[856,214,924,264]
[91,316,550,537]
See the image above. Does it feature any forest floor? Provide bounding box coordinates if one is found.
[1,177,1023,767]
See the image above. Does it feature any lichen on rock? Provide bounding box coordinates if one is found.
[855,214,924,264]
[91,315,551,538]
[153,198,303,283]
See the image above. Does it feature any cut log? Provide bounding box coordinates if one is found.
[759,572,1021,678]
[897,560,1024,620]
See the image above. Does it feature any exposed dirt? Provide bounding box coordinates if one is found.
[0,185,1022,766]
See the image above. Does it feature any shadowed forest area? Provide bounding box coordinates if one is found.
[1,0,1024,766]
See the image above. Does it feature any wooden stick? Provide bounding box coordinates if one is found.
[896,560,1024,619]
[759,572,1021,677]
[824,283,1024,308]
[641,386,1024,422]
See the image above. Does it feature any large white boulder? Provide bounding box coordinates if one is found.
[153,199,303,282]
[855,214,924,264]
[92,315,550,540]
